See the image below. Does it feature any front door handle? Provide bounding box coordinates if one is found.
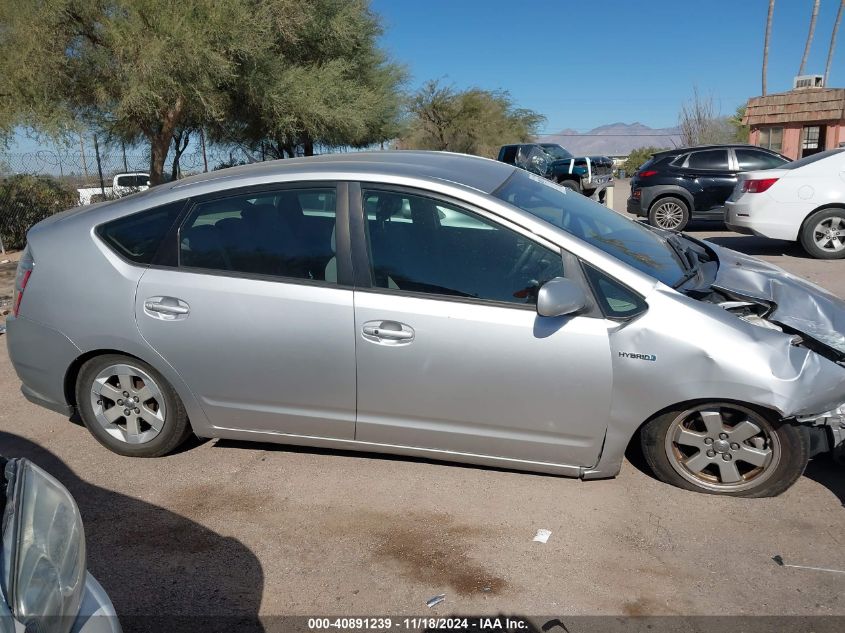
[145,302,188,315]
[362,320,415,343]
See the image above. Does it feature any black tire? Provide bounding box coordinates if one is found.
[559,179,581,194]
[640,402,808,497]
[76,353,192,457]
[799,207,845,259]
[648,196,690,231]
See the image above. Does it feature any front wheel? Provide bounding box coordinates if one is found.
[558,179,581,194]
[640,403,808,497]
[799,208,845,259]
[76,354,192,457]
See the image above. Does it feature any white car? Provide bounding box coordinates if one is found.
[725,148,845,259]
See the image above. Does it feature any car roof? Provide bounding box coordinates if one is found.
[159,150,515,198]
[652,144,780,157]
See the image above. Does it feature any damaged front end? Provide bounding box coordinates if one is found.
[700,244,845,461]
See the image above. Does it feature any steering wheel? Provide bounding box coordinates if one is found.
[507,242,536,278]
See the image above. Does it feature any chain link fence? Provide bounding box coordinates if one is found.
[0,146,237,253]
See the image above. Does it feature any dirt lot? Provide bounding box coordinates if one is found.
[0,184,843,626]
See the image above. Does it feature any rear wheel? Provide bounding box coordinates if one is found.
[648,196,689,231]
[799,208,845,259]
[640,403,808,497]
[76,354,192,457]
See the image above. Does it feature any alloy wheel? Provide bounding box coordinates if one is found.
[812,216,845,253]
[89,363,167,444]
[652,201,685,230]
[664,404,780,493]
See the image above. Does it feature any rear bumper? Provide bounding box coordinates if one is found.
[626,196,644,216]
[724,200,798,240]
[6,315,79,417]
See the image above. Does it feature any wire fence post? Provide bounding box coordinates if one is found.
[94,135,106,196]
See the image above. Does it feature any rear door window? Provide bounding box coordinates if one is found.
[179,187,337,282]
[687,150,729,170]
[735,149,787,171]
[97,200,184,264]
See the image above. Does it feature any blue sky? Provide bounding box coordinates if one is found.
[7,0,845,155]
[372,0,845,133]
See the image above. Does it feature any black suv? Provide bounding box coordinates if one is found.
[626,144,789,231]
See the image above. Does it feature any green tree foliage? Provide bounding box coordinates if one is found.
[0,175,79,249]
[222,0,405,158]
[400,80,545,158]
[729,105,750,143]
[623,146,667,176]
[0,0,404,183]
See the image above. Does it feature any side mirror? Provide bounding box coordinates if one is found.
[536,277,587,317]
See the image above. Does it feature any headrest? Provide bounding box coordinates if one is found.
[242,204,278,222]
[376,195,404,222]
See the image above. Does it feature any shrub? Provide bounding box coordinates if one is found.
[0,174,79,250]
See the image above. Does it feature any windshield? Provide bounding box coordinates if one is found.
[539,144,574,161]
[493,170,688,286]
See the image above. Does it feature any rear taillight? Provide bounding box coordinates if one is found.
[741,178,779,194]
[638,170,658,178]
[12,248,34,317]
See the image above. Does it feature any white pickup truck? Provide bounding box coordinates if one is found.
[77,172,150,205]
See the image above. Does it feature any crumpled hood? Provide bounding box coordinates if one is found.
[710,243,845,354]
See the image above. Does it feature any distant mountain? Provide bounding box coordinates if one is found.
[538,122,682,156]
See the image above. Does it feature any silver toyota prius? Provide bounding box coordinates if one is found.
[6,151,845,497]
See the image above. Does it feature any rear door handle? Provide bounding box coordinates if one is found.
[362,320,415,343]
[143,297,190,320]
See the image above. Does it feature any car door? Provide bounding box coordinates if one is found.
[350,185,613,468]
[685,149,735,212]
[135,183,358,439]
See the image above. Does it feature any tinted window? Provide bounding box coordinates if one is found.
[583,264,647,319]
[735,149,787,171]
[500,146,517,164]
[494,171,686,287]
[97,201,184,264]
[686,150,729,170]
[364,190,563,305]
[116,175,150,187]
[179,188,337,282]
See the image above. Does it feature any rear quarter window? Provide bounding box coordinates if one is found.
[97,200,184,264]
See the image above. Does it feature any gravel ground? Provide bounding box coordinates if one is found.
[0,185,843,626]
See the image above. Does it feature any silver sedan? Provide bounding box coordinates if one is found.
[6,151,845,497]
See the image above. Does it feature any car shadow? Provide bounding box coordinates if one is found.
[804,454,845,507]
[0,431,265,633]
[698,234,806,258]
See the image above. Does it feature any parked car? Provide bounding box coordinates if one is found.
[1,456,121,633]
[7,151,845,497]
[627,145,789,231]
[77,173,150,206]
[726,148,845,259]
[497,143,614,202]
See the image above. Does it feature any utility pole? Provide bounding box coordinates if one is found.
[93,135,106,196]
[79,133,89,181]
[200,128,209,172]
